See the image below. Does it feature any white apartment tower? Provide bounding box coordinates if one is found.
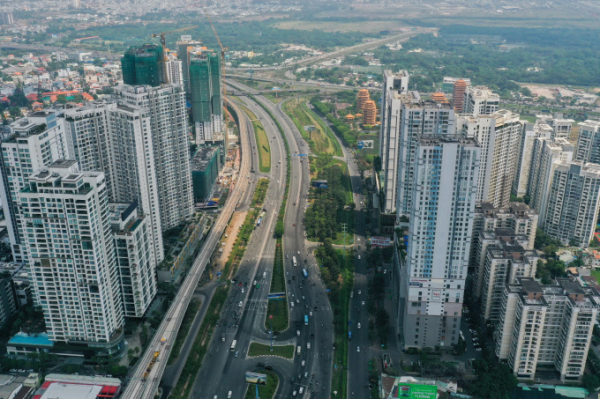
[513,122,553,197]
[544,161,600,247]
[536,115,575,140]
[0,112,70,262]
[62,103,164,264]
[527,137,574,225]
[574,120,600,165]
[114,84,194,231]
[19,161,124,349]
[165,58,183,87]
[395,93,455,217]
[401,136,480,349]
[470,202,538,299]
[109,202,157,318]
[463,86,500,117]
[458,110,522,207]
[495,278,599,382]
[379,70,409,214]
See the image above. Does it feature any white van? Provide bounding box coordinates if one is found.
[228,391,232,398]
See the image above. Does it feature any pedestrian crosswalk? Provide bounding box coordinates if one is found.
[245,299,268,311]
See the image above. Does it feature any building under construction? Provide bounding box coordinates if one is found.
[191,146,221,202]
[189,50,223,144]
[121,44,165,87]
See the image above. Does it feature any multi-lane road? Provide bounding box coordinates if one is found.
[194,83,335,398]
[120,100,253,399]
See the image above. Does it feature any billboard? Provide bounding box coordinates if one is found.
[370,236,391,247]
[396,383,437,399]
[246,371,267,385]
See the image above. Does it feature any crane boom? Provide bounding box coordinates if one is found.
[151,25,198,51]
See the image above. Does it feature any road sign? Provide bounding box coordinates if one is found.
[396,383,437,399]
[268,293,286,300]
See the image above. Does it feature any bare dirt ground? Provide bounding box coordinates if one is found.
[214,211,247,271]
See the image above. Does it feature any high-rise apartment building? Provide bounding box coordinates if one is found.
[19,161,124,351]
[536,115,575,140]
[109,202,157,318]
[114,84,193,231]
[62,103,164,264]
[574,120,600,164]
[379,70,410,214]
[544,161,600,247]
[495,278,599,382]
[457,110,522,207]
[452,79,468,113]
[400,136,480,349]
[394,92,455,217]
[189,51,223,143]
[463,86,500,117]
[470,202,538,299]
[176,36,203,94]
[513,122,553,198]
[165,56,183,86]
[0,112,70,262]
[121,44,165,87]
[527,138,574,225]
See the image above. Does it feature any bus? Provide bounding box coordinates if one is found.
[302,268,308,279]
[230,340,237,352]
[292,256,297,267]
[304,315,309,326]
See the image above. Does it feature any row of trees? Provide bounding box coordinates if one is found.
[305,164,350,242]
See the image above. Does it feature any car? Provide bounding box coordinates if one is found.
[253,280,257,286]
[290,301,294,308]
[286,255,289,259]
[299,387,305,394]
[357,346,360,352]
[257,362,266,367]
[297,330,301,336]
[298,251,300,254]
[358,255,361,259]
[302,360,306,367]
[314,306,318,311]
[362,301,365,306]
[304,372,309,379]
[358,323,361,329]
[296,299,300,304]
[241,288,244,293]
[235,350,239,357]
[298,374,302,380]
[286,272,289,276]
[310,333,314,339]
[307,343,311,349]
[265,365,273,371]
[475,347,482,351]
[239,301,243,307]
[292,391,297,397]
[302,296,305,300]
[292,276,296,280]
[228,391,232,398]
[358,290,361,295]
[309,311,313,316]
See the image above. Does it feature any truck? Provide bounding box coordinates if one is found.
[292,256,298,267]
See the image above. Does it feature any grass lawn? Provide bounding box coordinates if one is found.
[303,103,343,157]
[240,104,271,173]
[283,99,341,157]
[247,342,295,359]
[592,269,600,285]
[167,298,201,365]
[244,370,279,399]
[265,239,289,332]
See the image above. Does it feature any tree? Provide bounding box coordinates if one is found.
[520,87,532,96]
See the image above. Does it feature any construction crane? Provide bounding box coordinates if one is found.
[151,25,198,52]
[203,9,230,124]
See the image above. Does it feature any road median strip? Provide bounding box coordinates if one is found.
[247,342,295,359]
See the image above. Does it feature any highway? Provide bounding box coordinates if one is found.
[193,82,335,398]
[120,100,252,399]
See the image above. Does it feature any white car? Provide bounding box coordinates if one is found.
[238,301,243,307]
[357,346,360,352]
[358,255,361,260]
[301,360,306,367]
[358,323,361,329]
[358,290,361,295]
[362,301,365,306]
[307,342,311,349]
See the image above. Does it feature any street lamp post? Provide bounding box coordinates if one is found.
[269,315,273,352]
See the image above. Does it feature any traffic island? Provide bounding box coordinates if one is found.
[244,370,279,399]
[247,342,295,359]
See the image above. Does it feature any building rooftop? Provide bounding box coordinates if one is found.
[191,146,219,172]
[521,278,543,294]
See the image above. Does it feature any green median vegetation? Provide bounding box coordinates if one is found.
[240,104,271,173]
[167,298,201,365]
[222,178,269,280]
[244,370,279,399]
[169,285,228,399]
[266,240,288,332]
[247,342,295,359]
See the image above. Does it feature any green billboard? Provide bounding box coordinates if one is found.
[397,383,437,399]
